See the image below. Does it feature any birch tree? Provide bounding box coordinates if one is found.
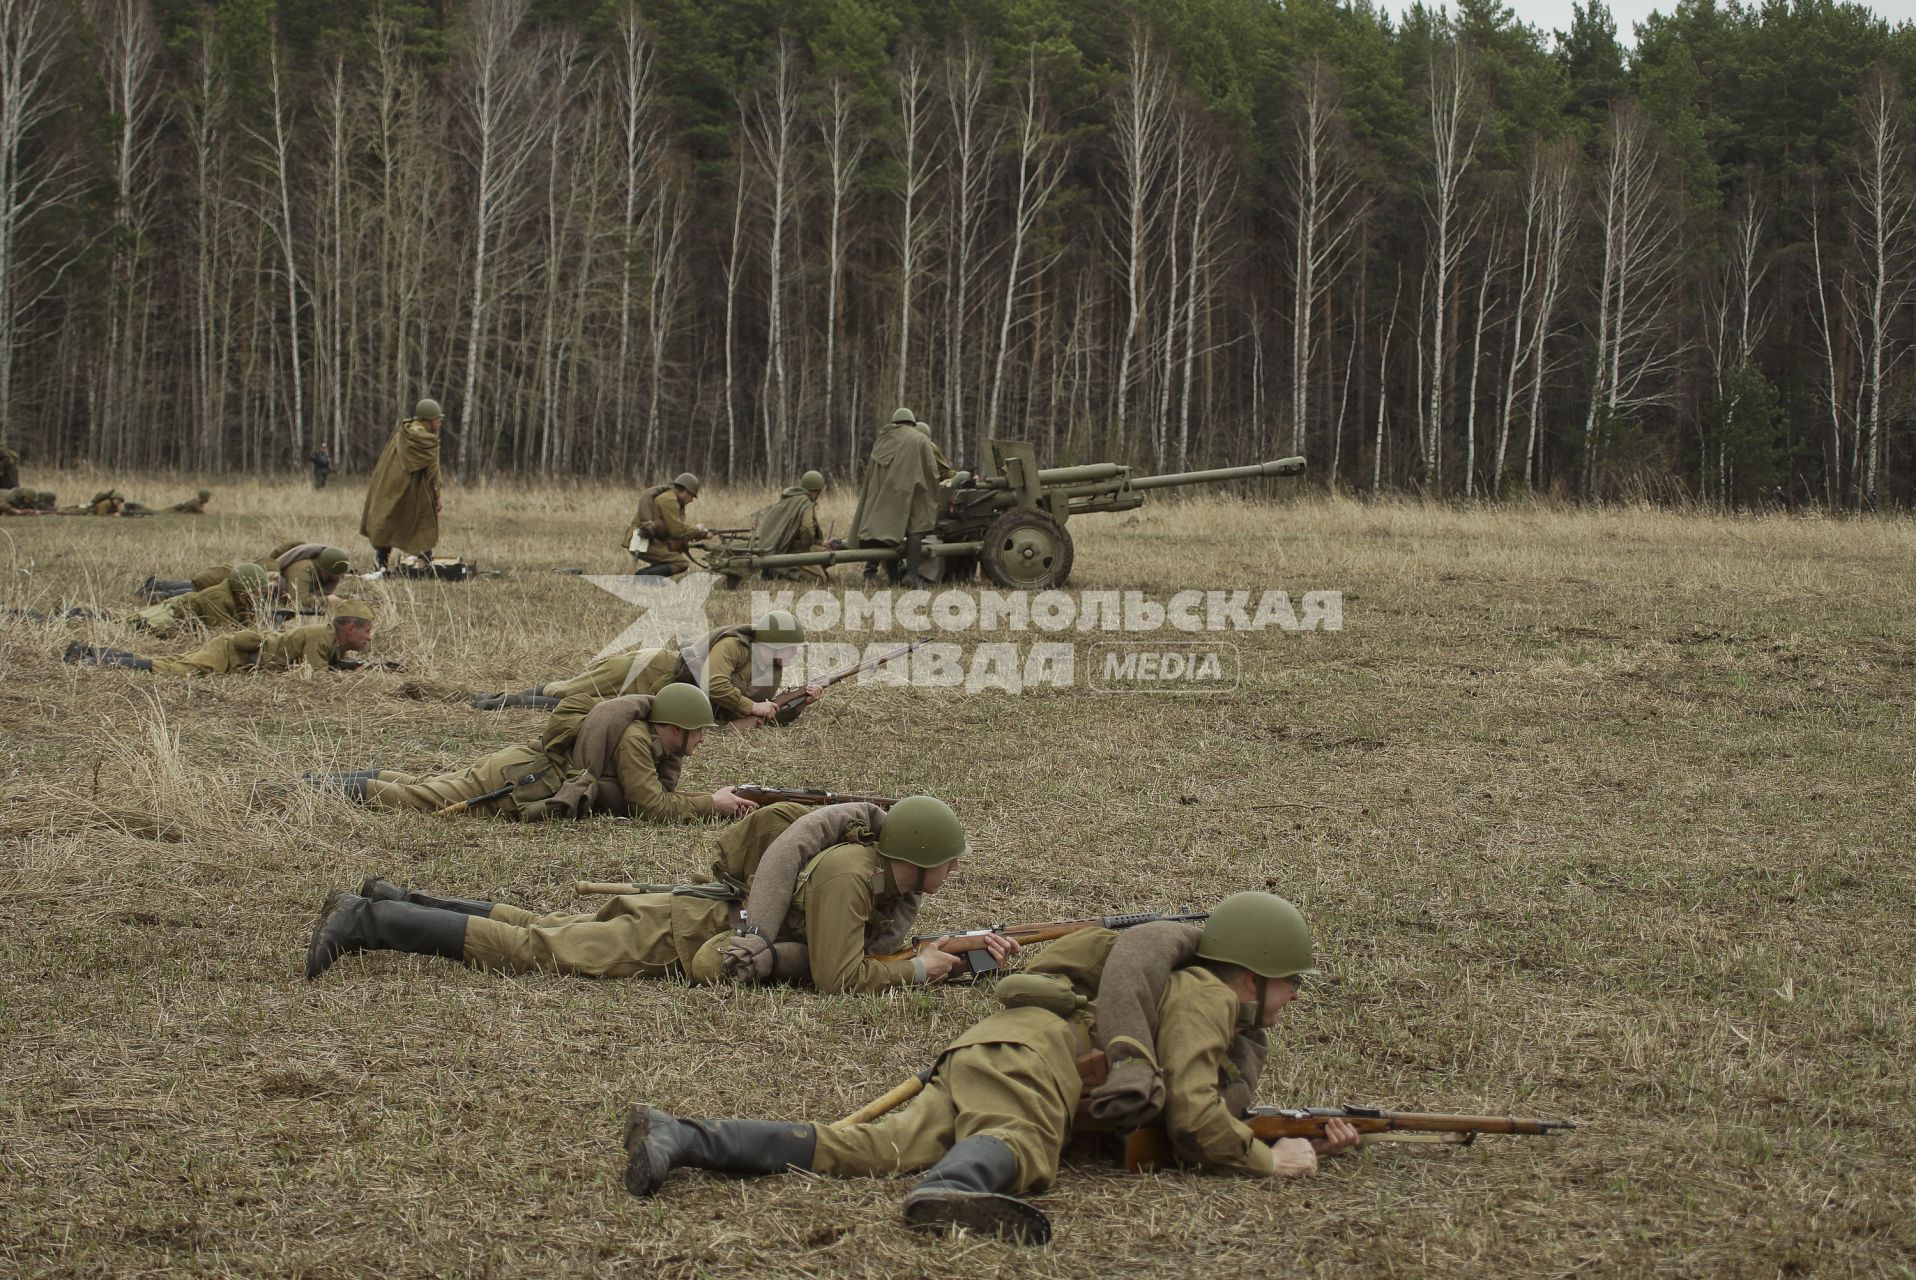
[743,34,803,475]
[1494,138,1576,494]
[939,36,1000,460]
[1284,60,1363,457]
[891,46,938,406]
[1107,28,1175,456]
[1846,69,1914,508]
[1419,35,1484,488]
[452,0,547,476]
[984,50,1065,447]
[818,76,866,457]
[1581,102,1684,495]
[0,0,78,446]
[611,4,661,459]
[250,35,309,463]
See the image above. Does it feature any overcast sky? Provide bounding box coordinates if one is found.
[1391,0,1909,48]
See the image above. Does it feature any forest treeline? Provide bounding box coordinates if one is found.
[0,0,1912,505]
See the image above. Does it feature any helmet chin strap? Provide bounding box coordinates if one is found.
[1237,976,1270,1028]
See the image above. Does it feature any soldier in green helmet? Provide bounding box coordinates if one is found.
[304,794,1008,993]
[361,398,443,579]
[145,540,344,603]
[65,599,381,676]
[749,470,838,583]
[626,472,707,578]
[167,489,214,514]
[850,408,945,586]
[0,486,52,515]
[130,562,270,636]
[616,891,1358,1245]
[473,611,821,724]
[310,682,759,823]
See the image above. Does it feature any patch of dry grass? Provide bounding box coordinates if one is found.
[3,470,1913,1277]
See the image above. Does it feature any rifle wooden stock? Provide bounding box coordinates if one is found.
[734,785,897,809]
[1087,1105,1577,1172]
[771,640,924,724]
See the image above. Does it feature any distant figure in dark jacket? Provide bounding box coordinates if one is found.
[310,445,333,489]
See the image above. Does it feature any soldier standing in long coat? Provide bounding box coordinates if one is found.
[850,408,943,585]
[360,398,443,579]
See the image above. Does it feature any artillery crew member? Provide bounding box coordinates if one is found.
[751,471,836,583]
[473,612,817,724]
[627,472,707,578]
[313,683,759,823]
[850,408,944,585]
[168,489,214,514]
[361,398,442,579]
[65,599,379,676]
[130,563,270,637]
[305,796,1000,995]
[618,892,1357,1244]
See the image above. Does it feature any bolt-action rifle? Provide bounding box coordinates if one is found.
[771,639,923,725]
[434,769,545,817]
[1095,1102,1577,1171]
[870,911,1210,978]
[732,784,898,809]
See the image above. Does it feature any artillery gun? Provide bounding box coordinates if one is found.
[698,440,1306,590]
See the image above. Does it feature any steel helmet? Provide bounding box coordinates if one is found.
[877,796,969,868]
[800,470,825,493]
[316,546,351,577]
[414,398,443,420]
[1194,892,1316,980]
[649,682,718,731]
[226,562,268,596]
[752,609,804,646]
[674,472,701,496]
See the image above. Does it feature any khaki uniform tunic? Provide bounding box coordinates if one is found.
[148,624,340,676]
[813,1005,1091,1192]
[813,965,1279,1191]
[459,843,919,993]
[540,635,776,741]
[132,579,257,636]
[279,558,338,607]
[630,486,698,576]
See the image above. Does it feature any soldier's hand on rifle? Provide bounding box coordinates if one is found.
[1311,1118,1361,1157]
[915,941,966,983]
[710,785,758,818]
[749,700,778,723]
[1270,1138,1319,1178]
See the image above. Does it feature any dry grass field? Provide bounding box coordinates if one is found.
[2,471,1912,1278]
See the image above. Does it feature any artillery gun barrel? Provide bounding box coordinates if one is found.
[1126,457,1307,491]
[972,462,1129,491]
[727,542,985,572]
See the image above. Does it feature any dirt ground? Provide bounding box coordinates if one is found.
[2,473,1912,1277]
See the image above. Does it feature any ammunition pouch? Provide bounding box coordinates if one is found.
[717,932,810,984]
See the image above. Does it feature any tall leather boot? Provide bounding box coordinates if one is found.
[620,1106,816,1199]
[632,562,677,578]
[65,643,151,670]
[901,1135,1051,1245]
[139,577,195,602]
[470,688,559,711]
[305,892,468,980]
[358,877,494,916]
[302,770,381,802]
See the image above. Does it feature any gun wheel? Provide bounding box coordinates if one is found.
[980,510,1073,589]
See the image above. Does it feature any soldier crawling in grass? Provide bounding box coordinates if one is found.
[308,682,760,824]
[305,795,1012,996]
[64,599,380,676]
[144,543,351,610]
[472,610,820,723]
[619,892,1358,1245]
[129,562,272,637]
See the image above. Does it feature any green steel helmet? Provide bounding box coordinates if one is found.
[800,470,825,493]
[752,609,804,646]
[890,407,919,425]
[196,489,212,499]
[226,561,268,595]
[649,682,718,731]
[1195,892,1316,980]
[414,398,443,420]
[674,471,701,496]
[316,546,351,577]
[877,796,969,868]
[35,490,55,506]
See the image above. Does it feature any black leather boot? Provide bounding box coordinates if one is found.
[620,1106,816,1198]
[901,1135,1051,1245]
[305,892,468,979]
[471,688,560,711]
[139,577,195,602]
[302,770,381,802]
[358,877,495,916]
[633,562,677,578]
[65,643,151,670]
